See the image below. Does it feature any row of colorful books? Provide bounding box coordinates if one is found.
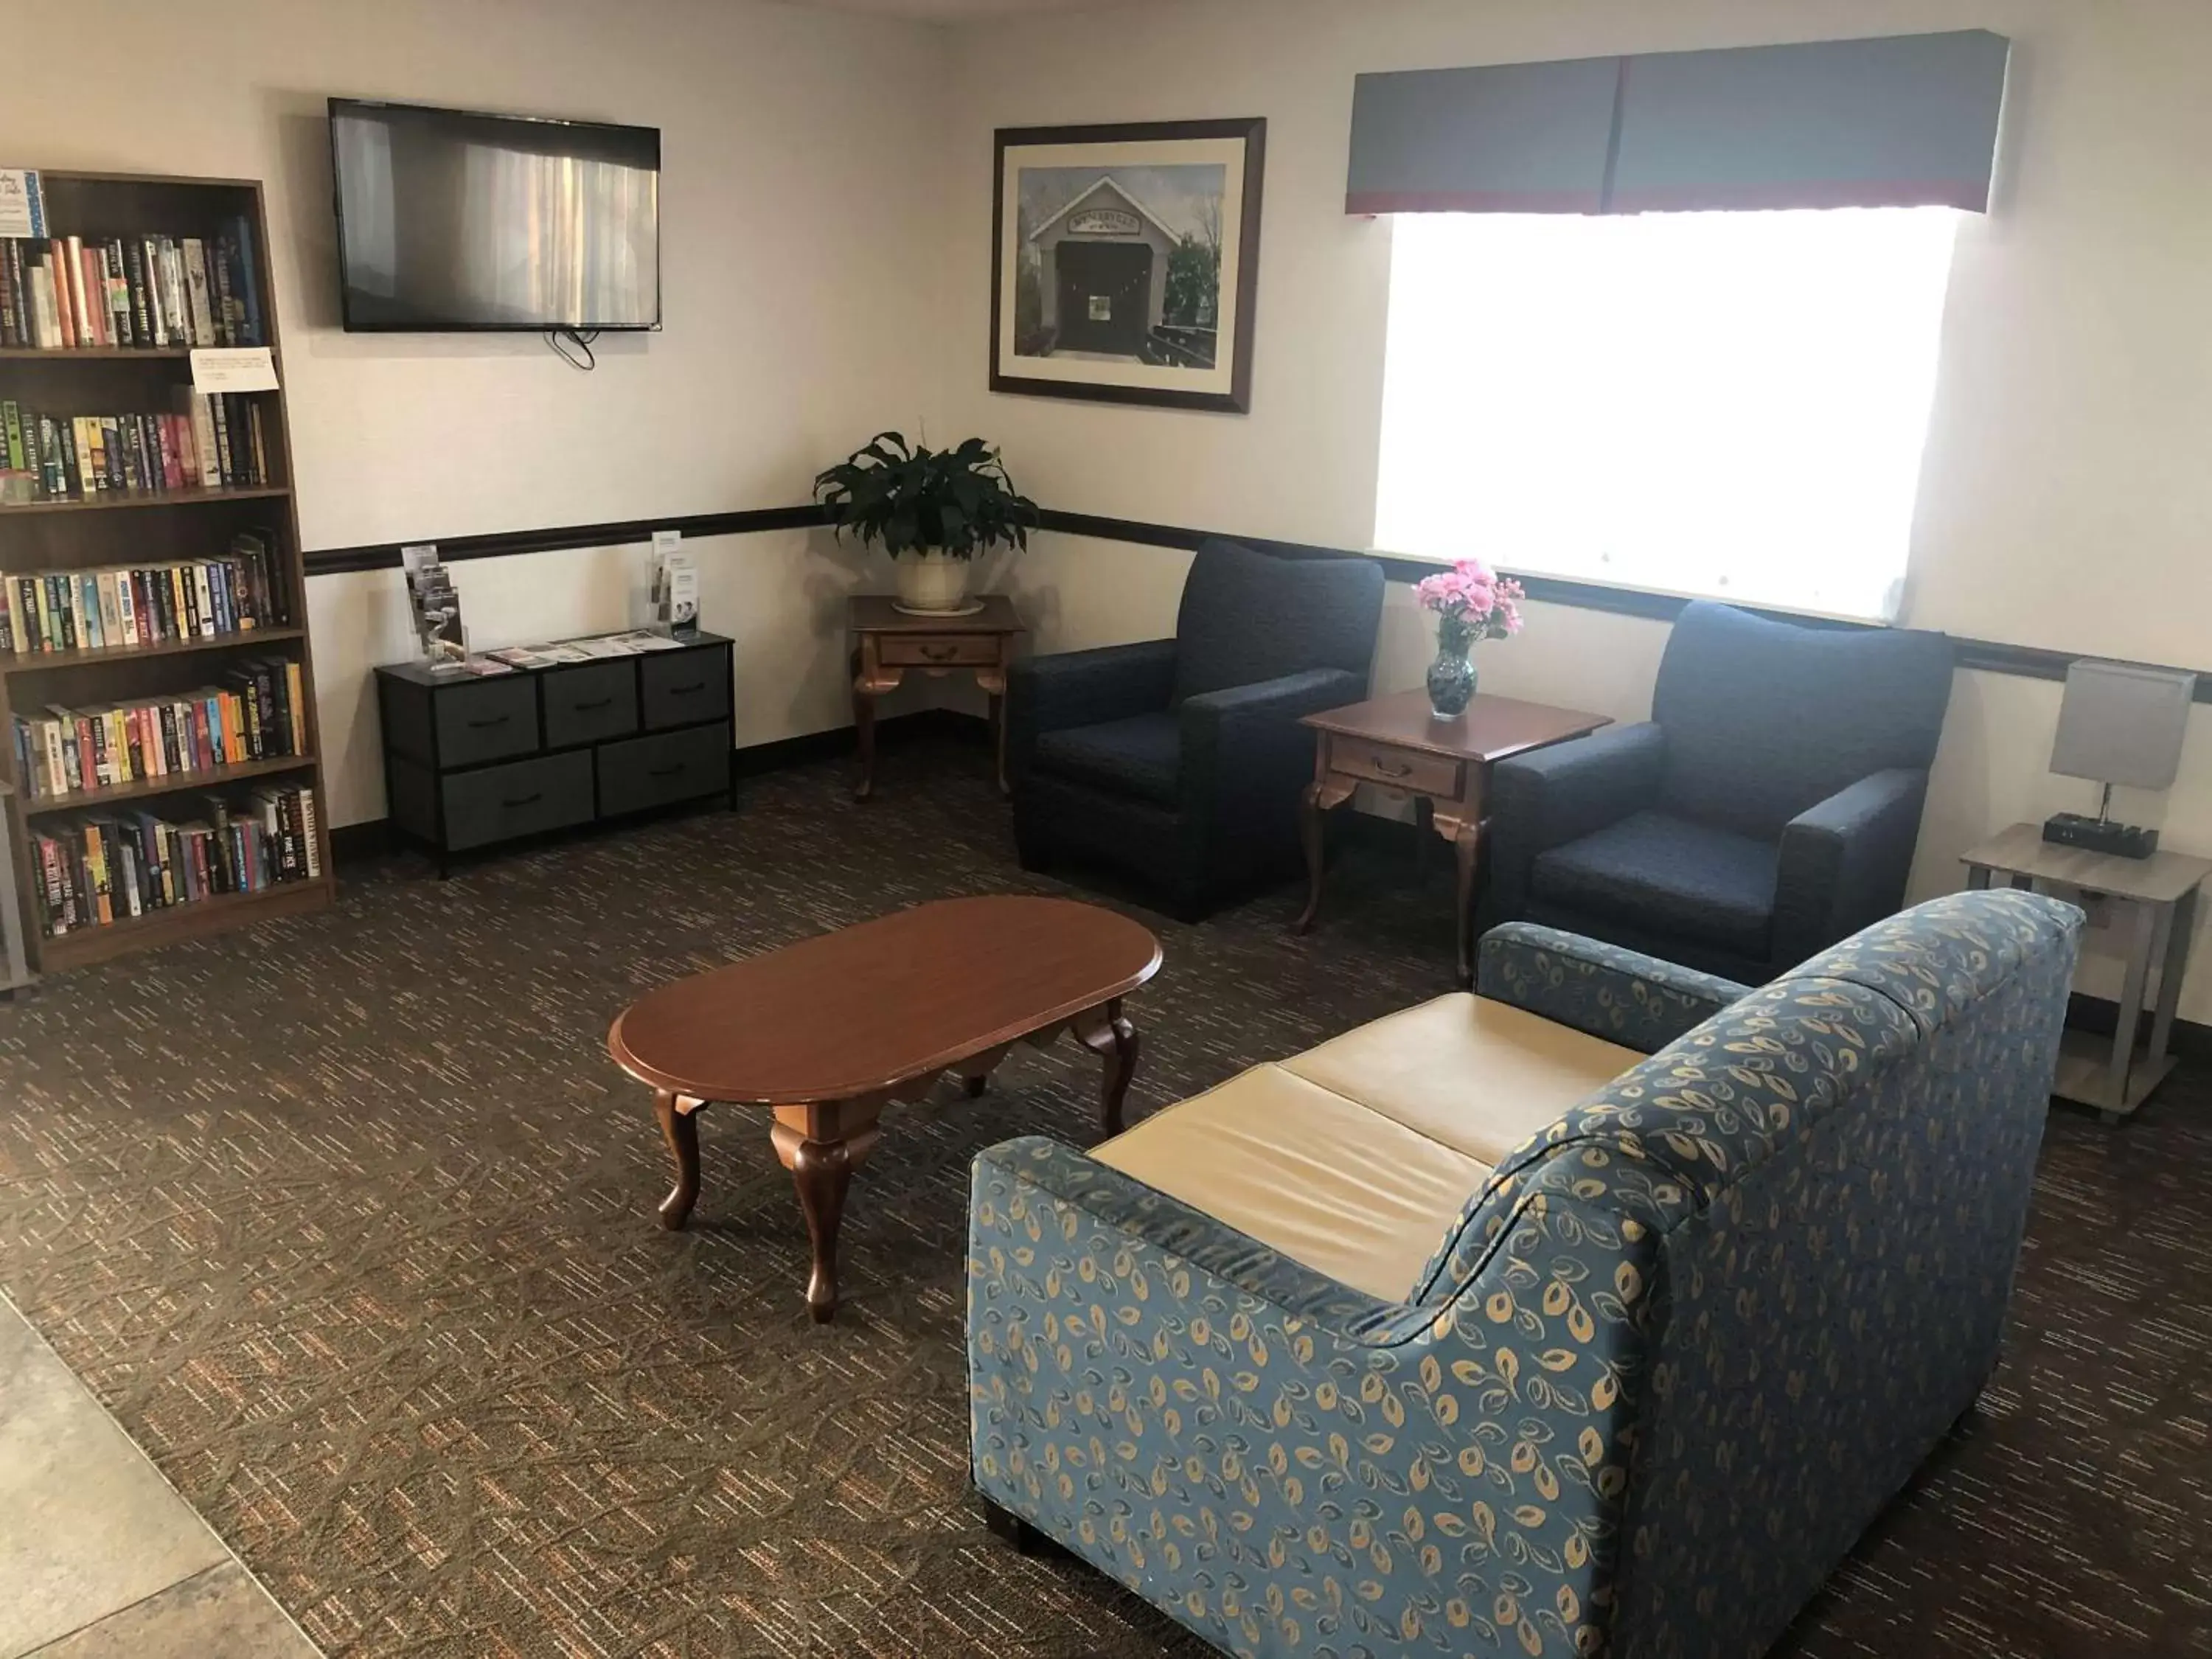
[1,532,285,655]
[0,221,265,352]
[29,781,319,938]
[1,394,271,501]
[12,658,307,804]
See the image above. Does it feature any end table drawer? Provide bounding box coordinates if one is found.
[434,677,540,768]
[441,752,594,850]
[1330,737,1462,796]
[879,635,1001,668]
[543,661,640,748]
[642,651,731,730]
[598,722,731,815]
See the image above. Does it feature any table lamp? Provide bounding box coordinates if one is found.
[2044,659,2195,858]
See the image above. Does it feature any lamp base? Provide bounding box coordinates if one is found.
[2042,813,2159,859]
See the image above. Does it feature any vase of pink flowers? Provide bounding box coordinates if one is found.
[1413,557,1524,719]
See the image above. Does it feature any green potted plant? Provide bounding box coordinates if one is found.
[813,432,1039,615]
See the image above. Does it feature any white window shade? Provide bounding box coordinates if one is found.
[1373,208,1962,622]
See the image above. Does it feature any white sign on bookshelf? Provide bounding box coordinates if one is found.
[0,170,44,239]
[190,346,279,393]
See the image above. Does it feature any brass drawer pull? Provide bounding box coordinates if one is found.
[1371,757,1413,779]
[919,644,959,662]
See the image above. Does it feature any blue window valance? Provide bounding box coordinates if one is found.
[1347,29,2011,216]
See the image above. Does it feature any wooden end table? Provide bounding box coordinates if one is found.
[1297,690,1612,988]
[608,896,1161,1322]
[1961,822,2212,1121]
[849,594,1023,800]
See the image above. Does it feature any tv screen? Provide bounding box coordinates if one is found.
[329,98,660,333]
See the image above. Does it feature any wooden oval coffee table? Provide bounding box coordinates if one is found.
[609,896,1162,1322]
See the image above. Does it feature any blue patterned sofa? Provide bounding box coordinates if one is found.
[968,890,2080,1658]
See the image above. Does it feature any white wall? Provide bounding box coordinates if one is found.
[1,0,947,826]
[937,0,2212,1016]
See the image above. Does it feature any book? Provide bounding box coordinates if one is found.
[181,238,215,347]
[1,542,284,654]
[11,675,299,802]
[26,778,319,937]
[0,395,258,502]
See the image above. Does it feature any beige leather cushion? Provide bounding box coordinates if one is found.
[1093,1063,1489,1302]
[1281,993,1642,1165]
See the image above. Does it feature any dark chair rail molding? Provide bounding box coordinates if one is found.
[303,506,830,576]
[302,502,2205,700]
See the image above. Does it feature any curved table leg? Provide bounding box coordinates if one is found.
[771,1102,883,1323]
[655,1090,703,1231]
[1296,781,1326,935]
[957,1042,1013,1100]
[1453,821,1480,991]
[1074,999,1141,1138]
[790,1138,856,1322]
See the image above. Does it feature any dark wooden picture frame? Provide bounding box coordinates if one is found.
[990,118,1267,414]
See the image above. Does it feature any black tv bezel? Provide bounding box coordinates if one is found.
[327,95,664,335]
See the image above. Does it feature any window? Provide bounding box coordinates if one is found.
[1373,208,1963,622]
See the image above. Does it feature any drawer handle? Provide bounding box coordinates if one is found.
[648,764,687,779]
[572,697,615,712]
[666,681,707,696]
[467,714,512,730]
[919,644,960,662]
[1371,757,1413,779]
[501,791,543,809]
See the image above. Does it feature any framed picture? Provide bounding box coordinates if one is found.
[991,118,1267,414]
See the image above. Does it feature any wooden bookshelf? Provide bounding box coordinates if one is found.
[37,877,333,973]
[0,345,197,361]
[0,484,291,515]
[1,170,331,971]
[17,752,318,815]
[1,624,306,675]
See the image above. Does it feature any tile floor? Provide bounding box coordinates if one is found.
[0,1294,316,1659]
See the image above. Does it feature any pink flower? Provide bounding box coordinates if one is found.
[1417,557,1523,641]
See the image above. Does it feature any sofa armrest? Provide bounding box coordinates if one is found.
[1773,768,1929,970]
[968,1133,1655,1650]
[972,1135,1400,1332]
[1006,639,1178,771]
[1484,723,1668,922]
[1477,922,1752,1053]
[1179,667,1365,819]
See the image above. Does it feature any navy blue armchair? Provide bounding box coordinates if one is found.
[1009,538,1382,919]
[1481,600,1955,982]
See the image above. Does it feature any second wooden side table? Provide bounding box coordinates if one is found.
[1297,690,1612,987]
[849,595,1023,800]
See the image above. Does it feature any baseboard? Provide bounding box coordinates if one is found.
[728,707,987,779]
[331,708,991,870]
[329,820,394,865]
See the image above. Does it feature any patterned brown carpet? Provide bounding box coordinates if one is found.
[1,734,2208,1658]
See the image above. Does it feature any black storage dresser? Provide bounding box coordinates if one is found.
[375,633,734,873]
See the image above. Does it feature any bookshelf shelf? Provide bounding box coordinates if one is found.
[0,485,291,516]
[18,753,317,815]
[36,874,334,973]
[1,168,330,972]
[1,625,307,676]
[0,347,196,361]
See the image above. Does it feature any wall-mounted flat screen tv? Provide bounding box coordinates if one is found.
[329,97,661,333]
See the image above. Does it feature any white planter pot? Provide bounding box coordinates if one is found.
[894,549,973,613]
